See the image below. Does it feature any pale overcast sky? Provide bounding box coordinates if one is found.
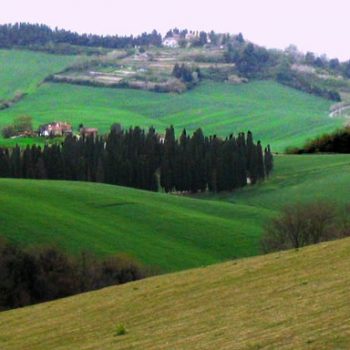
[1,0,349,60]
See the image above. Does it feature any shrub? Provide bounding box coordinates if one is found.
[115,323,127,336]
[1,116,33,138]
[1,125,16,138]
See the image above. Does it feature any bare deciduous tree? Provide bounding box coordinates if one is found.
[261,201,338,253]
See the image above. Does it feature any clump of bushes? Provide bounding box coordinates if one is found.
[1,125,16,138]
[286,127,350,154]
[0,240,147,311]
[261,201,350,253]
[172,63,201,88]
[1,115,33,138]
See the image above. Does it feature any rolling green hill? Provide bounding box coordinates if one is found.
[0,49,76,101]
[0,154,348,273]
[0,80,343,151]
[1,237,350,350]
[0,178,272,272]
[207,154,350,209]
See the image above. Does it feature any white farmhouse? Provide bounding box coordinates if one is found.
[163,36,179,48]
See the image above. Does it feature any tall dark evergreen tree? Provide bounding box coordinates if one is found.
[264,145,274,176]
[256,141,265,180]
[160,126,176,192]
[189,128,207,192]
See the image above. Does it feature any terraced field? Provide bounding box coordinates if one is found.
[0,80,342,151]
[1,237,350,349]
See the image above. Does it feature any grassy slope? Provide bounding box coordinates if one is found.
[0,155,348,273]
[0,178,272,272]
[213,154,350,210]
[0,49,76,100]
[0,80,342,151]
[1,237,350,350]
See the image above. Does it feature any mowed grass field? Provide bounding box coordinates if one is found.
[1,237,350,350]
[0,79,343,151]
[0,178,273,272]
[0,50,76,100]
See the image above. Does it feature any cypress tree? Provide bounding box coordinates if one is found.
[264,145,273,176]
[222,136,235,191]
[189,128,207,192]
[160,126,176,192]
[256,141,265,180]
[22,145,34,179]
[236,133,247,187]
[0,148,10,177]
[246,131,254,179]
[10,145,22,178]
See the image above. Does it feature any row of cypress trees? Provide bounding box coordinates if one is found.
[160,127,273,192]
[0,126,273,193]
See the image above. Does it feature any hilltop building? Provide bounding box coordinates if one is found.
[163,35,180,48]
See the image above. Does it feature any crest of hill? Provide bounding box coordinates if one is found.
[1,237,350,349]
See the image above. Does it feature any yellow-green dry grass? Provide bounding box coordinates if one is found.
[1,238,350,349]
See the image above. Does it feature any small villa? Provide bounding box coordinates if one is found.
[38,122,72,137]
[80,127,98,138]
[163,35,180,48]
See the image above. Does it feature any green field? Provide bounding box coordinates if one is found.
[0,154,349,273]
[206,154,350,209]
[0,178,272,272]
[0,50,76,101]
[1,237,350,349]
[0,80,343,151]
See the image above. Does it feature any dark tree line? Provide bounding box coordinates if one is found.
[0,126,273,193]
[0,23,162,49]
[287,127,350,154]
[0,239,146,311]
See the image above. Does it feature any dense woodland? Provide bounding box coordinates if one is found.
[0,126,273,193]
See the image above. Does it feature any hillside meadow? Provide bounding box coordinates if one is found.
[1,237,350,349]
[0,178,272,272]
[207,154,350,209]
[0,49,76,101]
[0,80,343,151]
[0,154,349,273]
